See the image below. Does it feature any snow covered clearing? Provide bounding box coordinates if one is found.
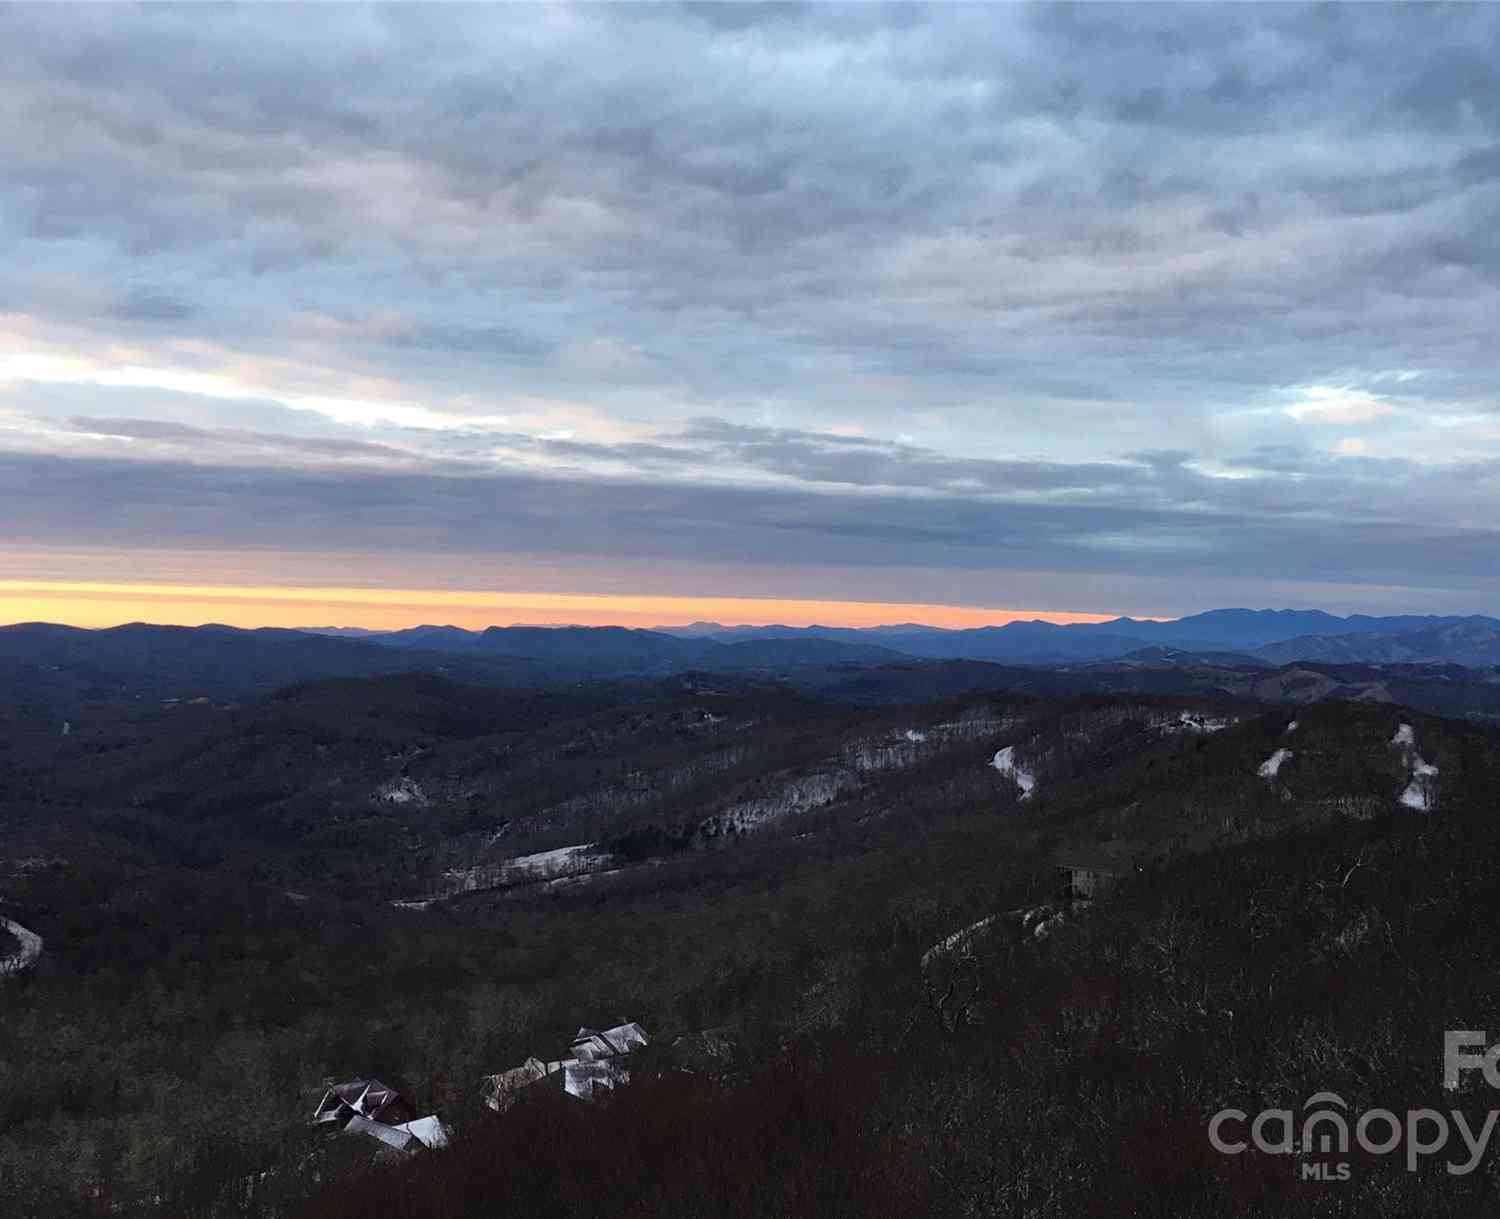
[931,714,1026,740]
[1159,711,1230,735]
[0,917,43,978]
[1400,778,1437,812]
[510,844,606,877]
[714,770,854,833]
[991,746,1036,799]
[843,736,923,774]
[1033,913,1066,940]
[438,843,613,897]
[921,915,1000,968]
[722,717,1034,828]
[708,719,1004,834]
[542,867,625,892]
[376,777,429,807]
[1391,723,1439,812]
[1257,748,1293,780]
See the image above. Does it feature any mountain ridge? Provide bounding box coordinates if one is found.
[6,611,1500,702]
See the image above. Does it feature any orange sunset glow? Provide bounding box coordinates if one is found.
[0,580,1153,632]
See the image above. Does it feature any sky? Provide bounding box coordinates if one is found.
[2,2,1499,629]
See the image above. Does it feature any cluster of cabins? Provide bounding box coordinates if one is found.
[312,1079,451,1154]
[313,1021,649,1156]
[483,1021,649,1110]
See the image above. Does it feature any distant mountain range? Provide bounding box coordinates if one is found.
[298,607,1500,668]
[0,620,907,705]
[349,623,908,670]
[1251,620,1500,667]
[3,611,1499,713]
[651,609,1500,660]
[652,610,1500,666]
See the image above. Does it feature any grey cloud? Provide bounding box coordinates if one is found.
[3,450,1498,603]
[677,3,817,35]
[4,4,1500,611]
[390,324,554,359]
[66,417,206,442]
[670,420,1156,496]
[58,415,419,463]
[1456,146,1500,186]
[113,290,195,322]
[1125,451,1194,470]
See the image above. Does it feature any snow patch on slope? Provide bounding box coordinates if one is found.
[0,917,43,978]
[921,915,1000,968]
[376,777,429,807]
[510,844,604,877]
[991,746,1036,799]
[1160,711,1230,735]
[715,771,853,833]
[1391,723,1439,812]
[438,843,613,897]
[1258,748,1293,780]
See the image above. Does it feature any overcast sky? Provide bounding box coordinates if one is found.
[3,2,1499,624]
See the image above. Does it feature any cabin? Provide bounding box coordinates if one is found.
[484,1021,649,1111]
[311,1079,449,1154]
[1054,849,1137,902]
[343,1113,450,1154]
[571,1022,648,1061]
[313,1079,415,1128]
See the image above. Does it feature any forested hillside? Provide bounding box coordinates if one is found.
[2,672,1498,1216]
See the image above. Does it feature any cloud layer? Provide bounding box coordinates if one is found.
[2,3,1498,616]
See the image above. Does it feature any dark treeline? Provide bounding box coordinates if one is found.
[1,675,1497,1216]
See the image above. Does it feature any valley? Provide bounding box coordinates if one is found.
[3,624,1500,1216]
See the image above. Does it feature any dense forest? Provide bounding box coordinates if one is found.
[2,668,1499,1216]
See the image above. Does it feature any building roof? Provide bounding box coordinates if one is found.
[1052,847,1138,874]
[312,1078,410,1125]
[339,1113,451,1154]
[561,1059,631,1099]
[392,1115,450,1150]
[343,1114,416,1153]
[486,1021,649,1109]
[570,1022,649,1062]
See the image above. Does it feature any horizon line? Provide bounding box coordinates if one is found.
[0,579,1176,633]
